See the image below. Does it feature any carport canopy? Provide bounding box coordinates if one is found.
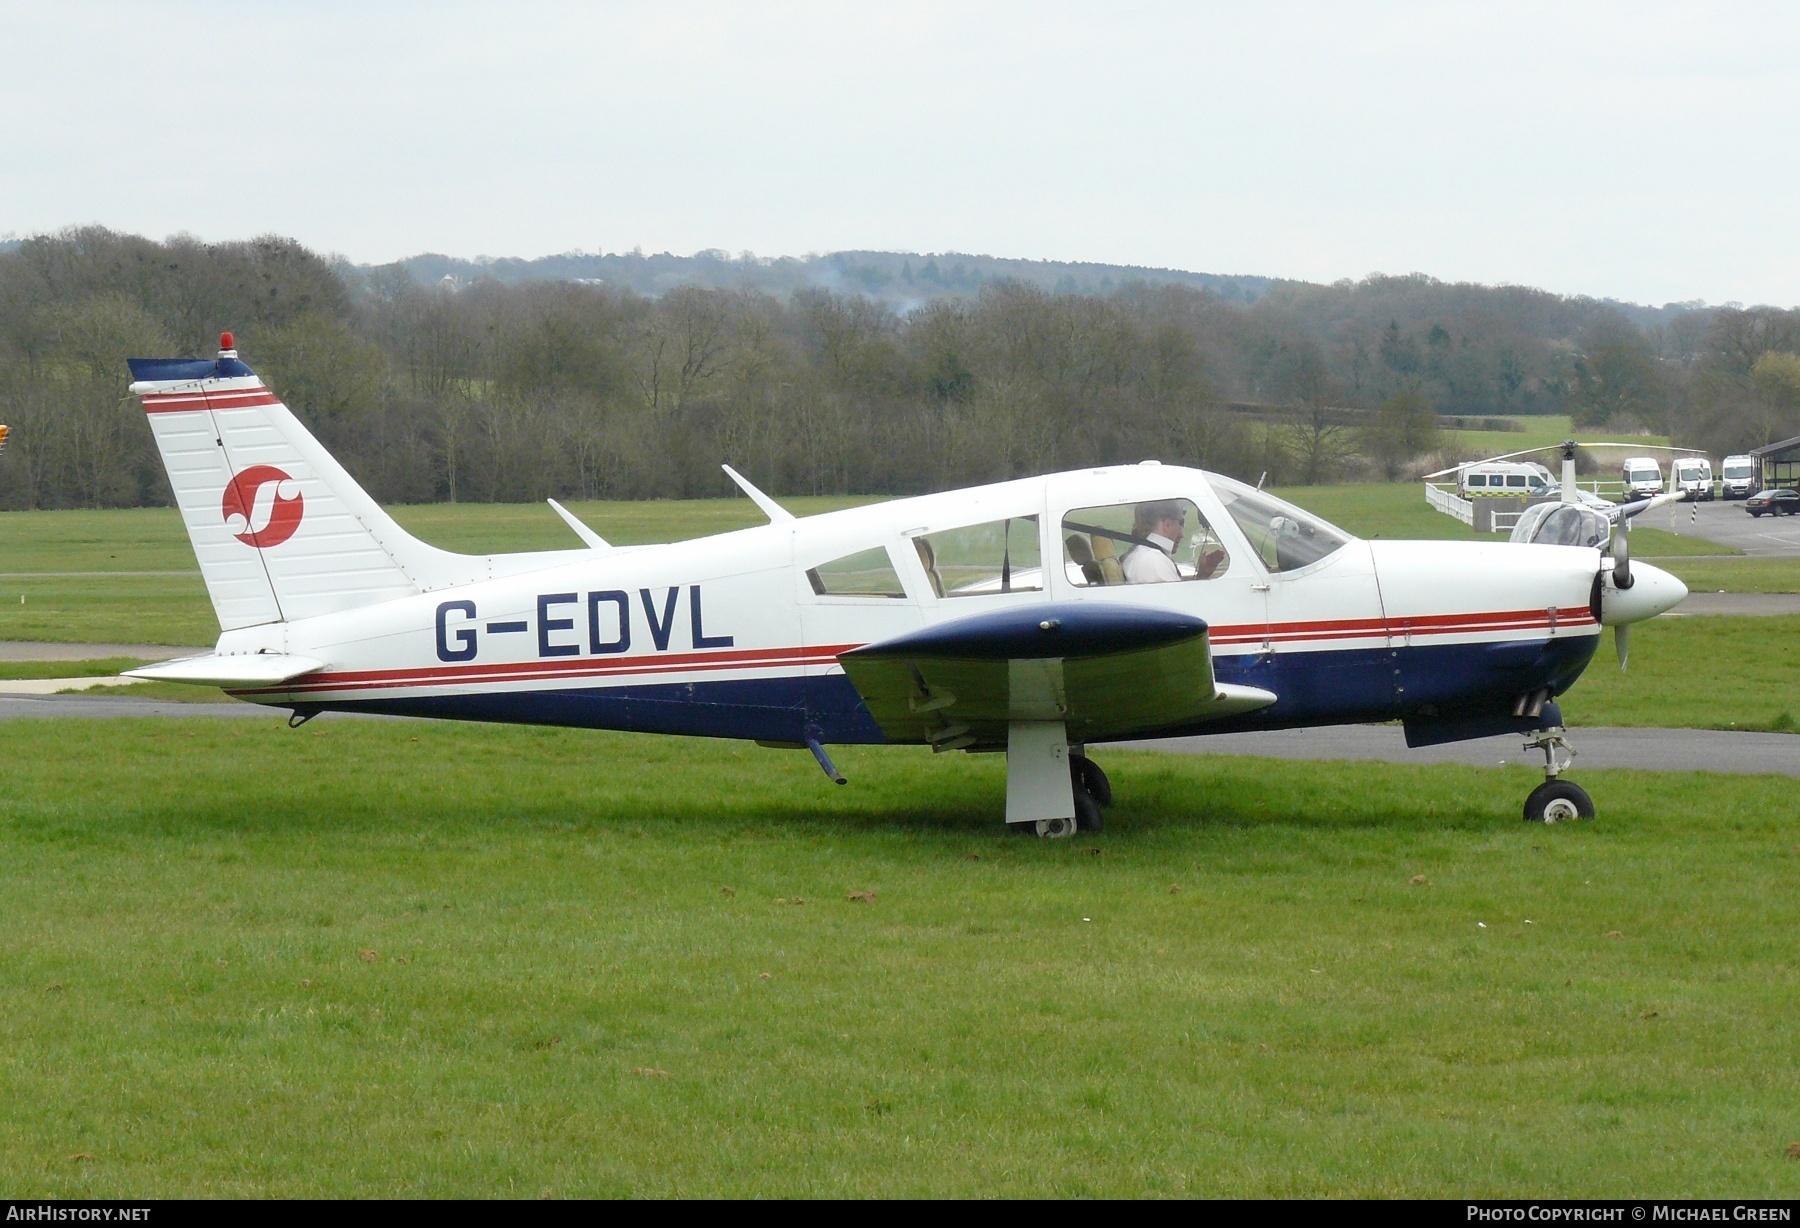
[1749,435,1800,491]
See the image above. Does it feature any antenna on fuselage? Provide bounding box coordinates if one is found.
[721,464,796,524]
[546,498,612,550]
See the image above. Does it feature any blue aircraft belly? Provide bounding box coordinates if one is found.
[300,633,1597,746]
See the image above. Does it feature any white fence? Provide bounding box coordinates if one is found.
[1425,482,1474,526]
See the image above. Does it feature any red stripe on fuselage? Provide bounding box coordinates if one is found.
[1208,606,1594,646]
[240,643,861,696]
[241,606,1597,702]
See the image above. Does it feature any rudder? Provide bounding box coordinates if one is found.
[130,333,483,631]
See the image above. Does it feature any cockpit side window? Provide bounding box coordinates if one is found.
[1060,499,1230,586]
[1208,474,1350,573]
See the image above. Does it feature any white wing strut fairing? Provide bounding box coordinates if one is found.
[838,603,1275,749]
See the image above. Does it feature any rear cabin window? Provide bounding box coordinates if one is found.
[913,516,1041,598]
[806,545,907,598]
[1061,499,1230,586]
[1466,474,1488,488]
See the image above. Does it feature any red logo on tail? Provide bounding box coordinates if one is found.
[222,465,304,548]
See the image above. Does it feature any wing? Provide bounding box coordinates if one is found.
[837,602,1275,748]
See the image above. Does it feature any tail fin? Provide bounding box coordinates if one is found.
[130,333,485,630]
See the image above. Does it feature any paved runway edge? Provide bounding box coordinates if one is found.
[1111,725,1800,778]
[6,694,1795,777]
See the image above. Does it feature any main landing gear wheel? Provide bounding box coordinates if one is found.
[1034,815,1079,839]
[1070,753,1109,832]
[1071,754,1112,807]
[1523,780,1595,824]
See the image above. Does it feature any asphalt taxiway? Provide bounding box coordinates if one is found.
[5,693,1793,777]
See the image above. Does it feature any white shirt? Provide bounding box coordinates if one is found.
[1121,532,1182,584]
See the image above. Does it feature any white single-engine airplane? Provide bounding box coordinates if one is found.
[123,336,1688,833]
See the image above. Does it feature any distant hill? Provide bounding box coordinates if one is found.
[376,248,1278,308]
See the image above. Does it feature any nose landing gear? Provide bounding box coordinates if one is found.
[1519,721,1594,823]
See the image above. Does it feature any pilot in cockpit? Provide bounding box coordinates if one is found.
[1121,501,1185,584]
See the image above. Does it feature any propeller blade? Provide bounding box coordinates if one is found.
[1612,514,1633,590]
[1615,623,1629,671]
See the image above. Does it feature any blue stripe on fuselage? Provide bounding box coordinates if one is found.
[290,635,1598,745]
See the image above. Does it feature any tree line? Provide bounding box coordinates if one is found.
[1,227,1796,511]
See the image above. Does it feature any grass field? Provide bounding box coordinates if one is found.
[1,718,1797,1197]
[36,611,1800,732]
[1659,558,1800,594]
[0,658,150,681]
[0,486,1745,647]
[1439,416,1672,463]
[0,498,879,646]
[1270,482,1728,558]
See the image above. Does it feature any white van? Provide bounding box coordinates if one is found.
[1670,456,1714,501]
[1621,456,1663,501]
[1459,462,1554,500]
[1721,454,1758,499]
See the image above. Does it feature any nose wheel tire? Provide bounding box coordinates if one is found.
[1034,815,1078,839]
[1523,780,1594,824]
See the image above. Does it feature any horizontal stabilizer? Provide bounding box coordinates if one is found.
[839,602,1275,745]
[124,654,323,687]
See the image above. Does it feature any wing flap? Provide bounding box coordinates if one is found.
[838,602,1275,744]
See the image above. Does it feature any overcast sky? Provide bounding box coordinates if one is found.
[3,1,1798,306]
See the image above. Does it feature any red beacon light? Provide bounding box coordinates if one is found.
[219,331,236,356]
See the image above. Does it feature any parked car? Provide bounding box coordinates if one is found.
[1744,487,1800,517]
[1721,455,1758,499]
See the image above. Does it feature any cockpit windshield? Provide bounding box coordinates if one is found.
[1207,474,1351,572]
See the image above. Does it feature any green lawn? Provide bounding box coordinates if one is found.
[1660,558,1800,594]
[0,492,1754,655]
[1274,482,1729,557]
[0,658,151,681]
[1,718,1796,1197]
[1556,616,1800,732]
[1440,416,1672,463]
[33,611,1800,737]
[0,499,881,647]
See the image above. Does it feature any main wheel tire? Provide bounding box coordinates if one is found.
[1523,780,1595,824]
[1035,815,1078,839]
[1070,754,1112,806]
[1073,789,1104,833]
